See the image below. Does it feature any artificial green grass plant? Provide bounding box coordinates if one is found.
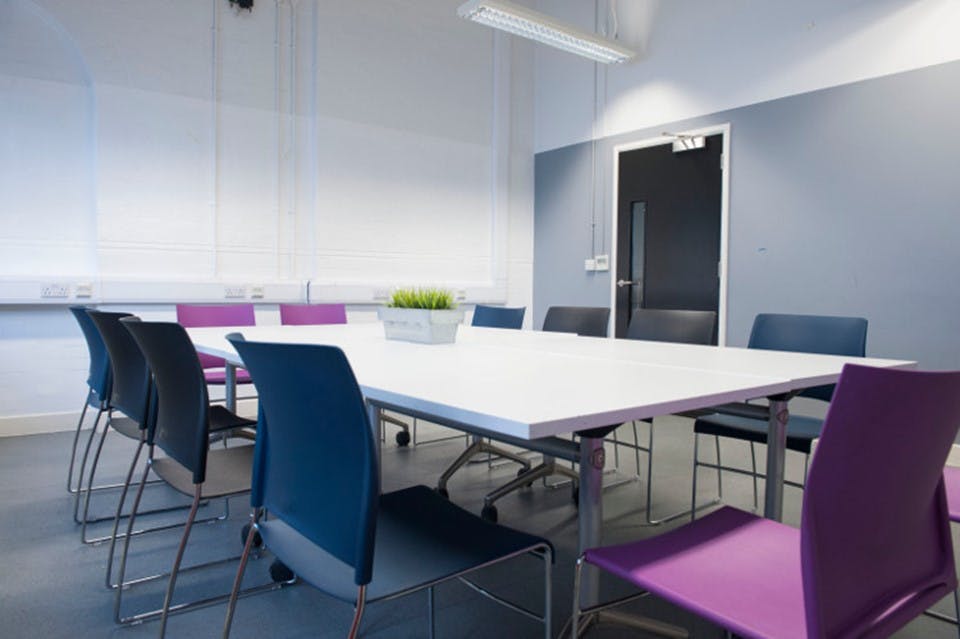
[388,287,456,310]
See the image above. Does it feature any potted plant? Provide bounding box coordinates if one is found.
[377,287,465,344]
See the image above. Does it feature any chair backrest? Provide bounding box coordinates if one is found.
[471,304,525,330]
[542,306,610,338]
[229,336,378,587]
[122,319,211,484]
[69,305,112,405]
[625,309,716,345]
[279,303,347,326]
[748,313,867,402]
[801,364,960,637]
[175,304,256,370]
[87,310,152,428]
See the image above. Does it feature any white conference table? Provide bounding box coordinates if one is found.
[188,322,913,607]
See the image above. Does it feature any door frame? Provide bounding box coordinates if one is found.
[608,123,731,345]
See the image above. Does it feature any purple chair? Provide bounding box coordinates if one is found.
[573,364,960,638]
[175,304,255,385]
[279,303,347,326]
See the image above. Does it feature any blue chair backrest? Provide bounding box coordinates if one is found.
[69,305,112,405]
[626,309,716,345]
[229,337,379,587]
[472,305,525,329]
[748,313,867,402]
[542,306,610,337]
[122,319,211,483]
[87,310,153,428]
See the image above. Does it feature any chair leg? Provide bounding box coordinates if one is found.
[690,435,699,521]
[543,548,552,639]
[714,436,723,500]
[571,556,584,639]
[749,442,759,511]
[611,428,621,468]
[80,426,109,542]
[348,585,367,639]
[67,394,92,493]
[427,585,436,639]
[632,421,642,481]
[105,439,144,587]
[222,517,259,638]
[954,589,960,638]
[158,485,203,638]
[114,462,151,624]
[75,414,111,523]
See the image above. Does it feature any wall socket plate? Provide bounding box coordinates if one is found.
[584,258,597,271]
[41,283,70,298]
[373,288,391,301]
[249,285,265,299]
[75,282,94,298]
[593,254,610,271]
[224,286,247,299]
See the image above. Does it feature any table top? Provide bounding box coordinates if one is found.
[188,323,914,441]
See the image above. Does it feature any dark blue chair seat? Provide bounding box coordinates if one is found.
[260,485,551,603]
[693,413,823,455]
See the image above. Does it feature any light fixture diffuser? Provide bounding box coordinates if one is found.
[457,0,635,64]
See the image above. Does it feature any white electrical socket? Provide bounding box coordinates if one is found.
[584,258,596,272]
[75,282,94,298]
[594,254,610,271]
[249,285,265,299]
[224,286,246,299]
[373,288,391,300]
[455,289,467,301]
[41,283,70,298]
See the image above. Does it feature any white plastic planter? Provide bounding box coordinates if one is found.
[377,307,465,344]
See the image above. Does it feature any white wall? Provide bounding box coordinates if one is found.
[0,0,536,434]
[534,0,960,153]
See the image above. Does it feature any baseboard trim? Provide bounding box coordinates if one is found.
[0,411,81,437]
[0,398,260,437]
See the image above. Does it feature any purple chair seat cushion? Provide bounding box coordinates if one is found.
[203,368,252,385]
[584,506,806,639]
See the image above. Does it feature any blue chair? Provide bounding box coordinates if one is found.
[620,309,717,525]
[223,336,553,639]
[692,313,867,514]
[80,310,154,544]
[67,306,112,499]
[472,304,525,329]
[115,319,264,635]
[87,311,235,581]
[542,306,609,337]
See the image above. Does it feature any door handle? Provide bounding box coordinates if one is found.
[616,280,638,288]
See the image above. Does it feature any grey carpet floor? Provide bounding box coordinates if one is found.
[0,415,954,638]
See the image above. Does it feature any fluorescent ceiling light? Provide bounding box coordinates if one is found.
[457,0,635,65]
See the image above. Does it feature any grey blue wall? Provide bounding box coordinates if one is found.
[534,59,960,369]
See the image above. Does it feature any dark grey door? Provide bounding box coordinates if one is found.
[614,134,723,340]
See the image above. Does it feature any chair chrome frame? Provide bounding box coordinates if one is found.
[223,506,553,639]
[113,448,287,632]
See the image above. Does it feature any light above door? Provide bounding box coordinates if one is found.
[457,0,635,64]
